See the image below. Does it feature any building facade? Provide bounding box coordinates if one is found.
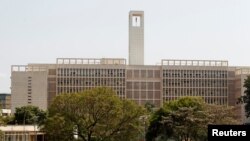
[11,58,246,116]
[11,66,49,112]
[162,60,228,105]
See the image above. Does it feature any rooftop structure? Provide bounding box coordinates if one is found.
[161,59,228,67]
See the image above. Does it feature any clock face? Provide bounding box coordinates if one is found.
[132,16,141,27]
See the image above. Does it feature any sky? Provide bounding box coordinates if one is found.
[0,0,250,93]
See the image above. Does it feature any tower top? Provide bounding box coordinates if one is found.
[129,11,144,14]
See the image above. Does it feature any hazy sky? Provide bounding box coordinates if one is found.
[0,0,250,93]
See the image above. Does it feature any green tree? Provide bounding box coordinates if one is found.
[0,115,7,140]
[42,87,146,141]
[144,102,155,113]
[12,105,47,125]
[146,108,173,141]
[146,97,239,141]
[165,97,207,141]
[146,97,206,141]
[162,107,208,141]
[205,104,239,125]
[238,75,250,118]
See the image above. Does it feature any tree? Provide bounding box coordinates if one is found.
[0,115,7,140]
[164,97,208,141]
[146,97,239,141]
[12,105,47,125]
[42,87,146,141]
[146,97,206,141]
[238,75,250,118]
[205,104,239,125]
[144,102,155,113]
[146,108,173,141]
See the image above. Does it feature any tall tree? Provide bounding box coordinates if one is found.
[146,97,239,141]
[146,97,206,141]
[164,97,207,141]
[239,75,250,118]
[42,87,146,141]
[146,108,173,141]
[205,104,239,125]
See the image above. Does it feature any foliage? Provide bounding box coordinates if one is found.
[205,104,239,125]
[163,97,204,111]
[1,115,14,125]
[11,105,47,125]
[144,102,156,113]
[146,97,205,141]
[162,107,207,141]
[238,75,250,118]
[0,115,7,140]
[146,97,239,141]
[146,108,172,141]
[42,87,146,141]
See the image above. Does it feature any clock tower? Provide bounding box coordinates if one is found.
[129,11,144,65]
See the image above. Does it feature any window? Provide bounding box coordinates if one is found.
[132,16,141,27]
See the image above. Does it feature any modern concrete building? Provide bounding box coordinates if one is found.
[129,11,144,65]
[11,58,242,110]
[11,59,250,123]
[11,66,49,112]
[10,10,250,123]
